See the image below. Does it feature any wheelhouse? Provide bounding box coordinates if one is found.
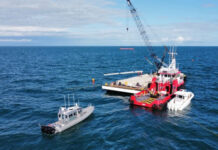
[58,105,83,122]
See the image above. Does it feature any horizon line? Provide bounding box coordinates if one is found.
[0,45,217,47]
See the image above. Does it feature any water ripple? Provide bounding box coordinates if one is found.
[0,46,217,149]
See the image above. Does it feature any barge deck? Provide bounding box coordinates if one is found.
[102,74,153,94]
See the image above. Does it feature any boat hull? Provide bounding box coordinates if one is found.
[56,106,94,133]
[130,94,173,110]
[41,106,94,134]
[167,92,194,111]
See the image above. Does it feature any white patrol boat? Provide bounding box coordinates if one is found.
[167,89,194,111]
[41,96,94,134]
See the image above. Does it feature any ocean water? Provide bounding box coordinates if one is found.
[0,46,217,150]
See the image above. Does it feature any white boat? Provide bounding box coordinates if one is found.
[41,97,94,134]
[167,89,194,111]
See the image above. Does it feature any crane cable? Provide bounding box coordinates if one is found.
[126,0,168,70]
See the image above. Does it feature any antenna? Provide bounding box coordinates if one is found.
[168,46,171,65]
[168,47,177,60]
[64,95,66,108]
[73,94,75,105]
[68,94,70,107]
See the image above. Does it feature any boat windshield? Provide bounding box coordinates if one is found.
[177,95,184,99]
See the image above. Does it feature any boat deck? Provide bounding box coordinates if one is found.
[136,94,166,104]
[104,84,144,91]
[115,74,153,87]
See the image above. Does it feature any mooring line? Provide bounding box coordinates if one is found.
[67,84,102,91]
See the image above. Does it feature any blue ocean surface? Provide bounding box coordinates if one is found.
[0,46,217,150]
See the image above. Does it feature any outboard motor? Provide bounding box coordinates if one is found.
[41,125,56,134]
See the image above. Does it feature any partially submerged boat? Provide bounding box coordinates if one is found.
[41,97,94,134]
[129,50,186,110]
[167,89,194,111]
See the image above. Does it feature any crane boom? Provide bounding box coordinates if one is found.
[126,0,168,70]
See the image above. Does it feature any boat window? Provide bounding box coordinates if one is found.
[74,112,77,116]
[58,114,61,118]
[165,74,167,77]
[65,115,68,119]
[62,114,64,119]
[69,114,73,118]
[78,108,82,113]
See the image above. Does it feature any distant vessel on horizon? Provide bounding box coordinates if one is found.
[120,48,134,50]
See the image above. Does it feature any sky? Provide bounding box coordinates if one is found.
[0,0,218,46]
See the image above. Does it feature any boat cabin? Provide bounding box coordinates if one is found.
[58,104,82,122]
[148,50,185,96]
[174,90,191,100]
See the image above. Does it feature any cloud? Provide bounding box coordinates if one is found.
[0,26,68,36]
[0,0,217,46]
[0,26,67,32]
[141,21,218,45]
[0,0,123,28]
[64,21,218,46]
[175,36,184,42]
[0,38,32,42]
[0,0,125,43]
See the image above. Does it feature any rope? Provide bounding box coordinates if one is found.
[67,84,101,91]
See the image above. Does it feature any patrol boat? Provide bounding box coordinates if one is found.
[41,96,94,134]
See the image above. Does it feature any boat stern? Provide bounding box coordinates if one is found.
[41,125,56,135]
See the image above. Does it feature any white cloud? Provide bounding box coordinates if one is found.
[0,0,126,43]
[175,36,184,42]
[0,38,32,42]
[0,26,67,32]
[141,21,218,45]
[0,26,68,36]
[0,0,123,27]
[0,0,217,45]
